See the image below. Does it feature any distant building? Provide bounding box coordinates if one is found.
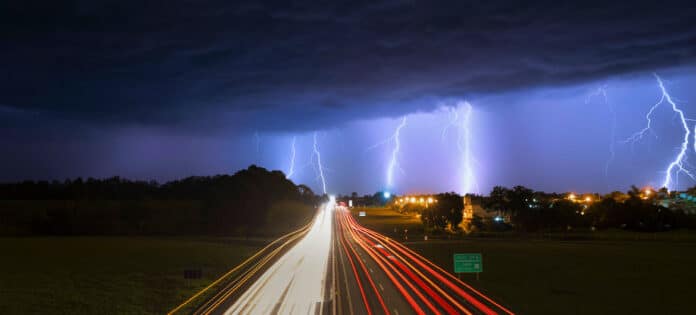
[460,195,503,225]
[462,195,475,221]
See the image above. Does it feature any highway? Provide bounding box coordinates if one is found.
[221,199,335,314]
[334,207,513,315]
[184,200,513,315]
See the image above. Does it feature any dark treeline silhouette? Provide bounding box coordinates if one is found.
[0,165,320,236]
[388,193,464,231]
[389,185,696,233]
[478,185,696,232]
[420,193,464,230]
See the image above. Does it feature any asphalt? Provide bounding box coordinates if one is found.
[193,204,514,315]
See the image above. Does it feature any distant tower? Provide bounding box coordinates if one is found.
[460,195,475,232]
[462,195,474,220]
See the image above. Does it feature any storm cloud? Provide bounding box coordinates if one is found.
[2,0,696,132]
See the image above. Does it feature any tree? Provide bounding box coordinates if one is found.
[421,193,463,231]
[484,186,511,215]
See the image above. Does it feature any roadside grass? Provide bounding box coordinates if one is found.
[353,207,696,314]
[0,237,263,315]
[350,207,424,240]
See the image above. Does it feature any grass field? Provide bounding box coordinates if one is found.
[0,237,263,315]
[351,207,424,239]
[353,207,696,314]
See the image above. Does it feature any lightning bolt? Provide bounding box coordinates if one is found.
[624,73,694,190]
[458,102,478,195]
[440,107,459,142]
[586,85,616,185]
[442,101,479,194]
[286,136,296,179]
[312,132,328,194]
[253,131,261,163]
[386,117,407,189]
[366,117,408,190]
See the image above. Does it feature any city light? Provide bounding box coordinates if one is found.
[395,195,438,205]
[642,187,653,200]
[383,191,391,199]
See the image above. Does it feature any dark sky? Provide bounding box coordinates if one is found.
[2,0,696,195]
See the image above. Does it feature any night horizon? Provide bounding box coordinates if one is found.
[3,1,696,195]
[5,70,696,196]
[3,2,696,314]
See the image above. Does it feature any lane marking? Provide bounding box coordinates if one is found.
[379,283,384,291]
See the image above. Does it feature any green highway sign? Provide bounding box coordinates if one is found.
[454,253,482,273]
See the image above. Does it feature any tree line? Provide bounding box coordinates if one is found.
[0,165,319,236]
[480,185,696,232]
[390,185,696,233]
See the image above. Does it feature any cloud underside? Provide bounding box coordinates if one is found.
[2,0,696,131]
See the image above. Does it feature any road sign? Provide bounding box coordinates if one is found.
[454,253,482,273]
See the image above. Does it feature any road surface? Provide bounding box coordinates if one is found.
[333,207,513,315]
[221,200,335,314]
[193,200,513,315]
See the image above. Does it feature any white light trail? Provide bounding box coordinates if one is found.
[286,136,297,179]
[625,74,695,190]
[224,200,335,315]
[312,132,328,194]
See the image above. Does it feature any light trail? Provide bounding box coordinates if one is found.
[286,136,296,179]
[224,199,335,315]
[337,208,513,315]
[624,73,695,190]
[586,85,616,184]
[313,132,328,194]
